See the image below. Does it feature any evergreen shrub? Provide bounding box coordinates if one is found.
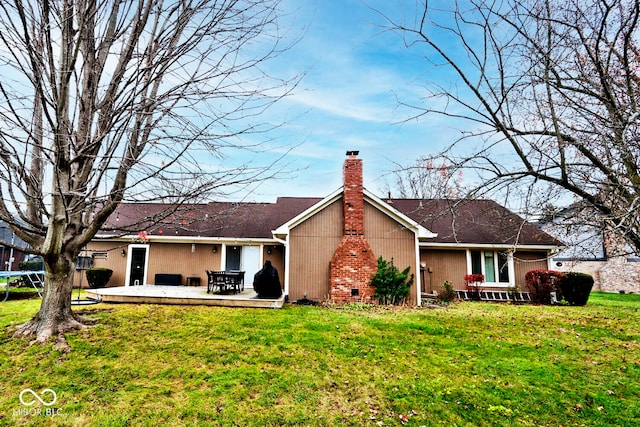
[438,280,456,303]
[19,257,44,271]
[370,257,413,305]
[86,267,113,289]
[557,272,594,306]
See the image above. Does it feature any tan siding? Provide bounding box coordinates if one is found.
[288,199,343,302]
[147,243,220,285]
[364,202,418,303]
[84,241,129,287]
[85,241,223,286]
[263,245,285,284]
[420,249,468,291]
[288,199,420,304]
[514,251,550,287]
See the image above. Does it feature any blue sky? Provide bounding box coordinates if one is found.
[230,0,468,202]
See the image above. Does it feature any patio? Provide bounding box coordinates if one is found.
[85,285,285,308]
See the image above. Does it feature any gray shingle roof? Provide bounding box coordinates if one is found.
[100,196,560,246]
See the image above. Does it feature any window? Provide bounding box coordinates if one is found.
[470,250,511,285]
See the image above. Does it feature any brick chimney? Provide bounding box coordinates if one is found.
[329,151,378,303]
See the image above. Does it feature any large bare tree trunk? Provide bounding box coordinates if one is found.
[13,253,89,348]
[0,0,297,347]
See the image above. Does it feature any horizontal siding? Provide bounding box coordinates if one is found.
[420,249,468,291]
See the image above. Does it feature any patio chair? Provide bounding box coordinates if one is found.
[206,270,227,294]
[227,270,245,294]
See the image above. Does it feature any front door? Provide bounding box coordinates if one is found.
[128,246,147,286]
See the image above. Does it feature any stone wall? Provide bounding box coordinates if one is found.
[556,258,640,293]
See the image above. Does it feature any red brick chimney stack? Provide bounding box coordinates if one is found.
[343,151,365,236]
[329,151,378,303]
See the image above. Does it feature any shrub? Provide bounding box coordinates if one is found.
[370,257,414,305]
[525,270,565,305]
[19,257,44,271]
[506,284,524,302]
[557,272,594,306]
[464,273,485,300]
[438,280,456,304]
[86,267,113,289]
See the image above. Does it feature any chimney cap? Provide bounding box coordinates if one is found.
[346,150,359,157]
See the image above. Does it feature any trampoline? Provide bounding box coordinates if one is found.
[0,270,45,302]
[0,269,101,305]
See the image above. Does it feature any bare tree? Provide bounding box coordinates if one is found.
[0,0,298,344]
[383,156,466,199]
[378,0,640,253]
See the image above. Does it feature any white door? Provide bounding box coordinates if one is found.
[125,245,148,286]
[242,246,261,287]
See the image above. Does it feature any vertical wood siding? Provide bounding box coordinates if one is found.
[147,243,221,285]
[364,202,417,304]
[263,245,285,285]
[420,249,468,291]
[288,199,343,302]
[288,199,420,304]
[514,251,551,287]
[84,241,128,287]
[85,241,223,286]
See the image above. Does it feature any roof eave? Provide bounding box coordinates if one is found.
[419,241,562,251]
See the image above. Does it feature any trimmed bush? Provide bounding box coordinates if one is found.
[86,267,113,289]
[371,257,414,305]
[557,272,594,306]
[19,257,44,271]
[525,269,565,305]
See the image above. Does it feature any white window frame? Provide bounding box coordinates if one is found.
[466,249,515,288]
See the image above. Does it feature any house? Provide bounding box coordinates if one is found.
[0,221,29,271]
[539,203,640,294]
[85,152,562,305]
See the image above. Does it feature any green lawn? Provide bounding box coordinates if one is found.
[1,293,639,426]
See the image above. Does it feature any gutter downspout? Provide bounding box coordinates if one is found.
[415,231,422,307]
[273,235,289,299]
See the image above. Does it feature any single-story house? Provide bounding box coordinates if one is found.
[85,152,562,305]
[539,203,640,294]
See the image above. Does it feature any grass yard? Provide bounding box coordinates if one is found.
[0,293,639,426]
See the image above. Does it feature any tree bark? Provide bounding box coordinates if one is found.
[0,0,297,348]
[13,254,88,346]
